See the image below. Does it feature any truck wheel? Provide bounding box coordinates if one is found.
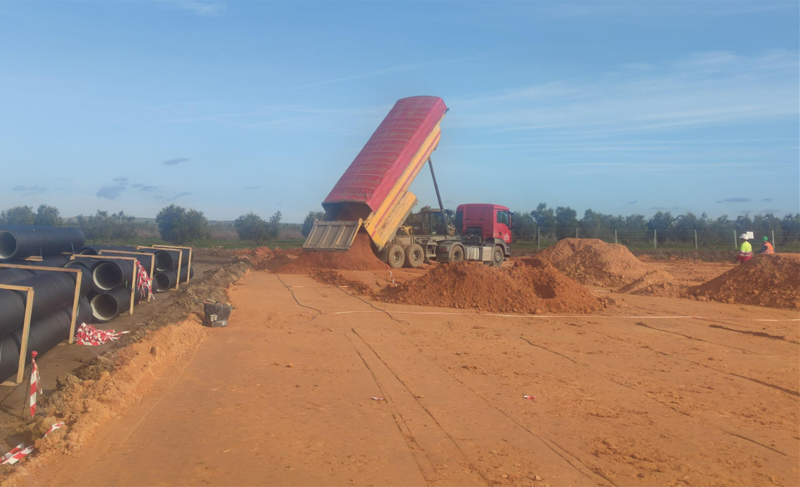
[404,244,424,268]
[387,244,405,269]
[449,245,465,263]
[490,246,504,267]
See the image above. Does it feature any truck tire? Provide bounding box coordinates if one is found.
[449,245,465,263]
[404,244,424,268]
[490,245,504,267]
[387,244,405,269]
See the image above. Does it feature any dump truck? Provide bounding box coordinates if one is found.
[303,96,513,268]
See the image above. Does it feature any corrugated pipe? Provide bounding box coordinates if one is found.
[0,268,36,285]
[0,271,87,337]
[63,260,95,295]
[179,265,195,281]
[91,259,134,292]
[0,225,85,260]
[90,287,131,323]
[139,248,180,272]
[78,244,136,255]
[153,270,178,293]
[0,296,91,383]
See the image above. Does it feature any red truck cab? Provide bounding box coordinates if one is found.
[455,204,513,251]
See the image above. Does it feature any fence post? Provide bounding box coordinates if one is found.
[575,228,579,239]
[694,229,698,250]
[654,229,657,249]
[537,227,540,250]
[772,229,775,250]
[614,229,618,245]
[734,229,737,249]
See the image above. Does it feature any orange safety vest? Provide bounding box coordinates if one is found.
[760,242,774,254]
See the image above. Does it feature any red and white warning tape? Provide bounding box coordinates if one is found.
[134,260,152,303]
[523,394,537,401]
[0,422,65,466]
[74,323,129,346]
[29,352,41,418]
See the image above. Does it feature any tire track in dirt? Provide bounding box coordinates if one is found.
[350,327,608,486]
[518,335,791,457]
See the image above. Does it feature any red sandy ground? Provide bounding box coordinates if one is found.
[9,263,799,487]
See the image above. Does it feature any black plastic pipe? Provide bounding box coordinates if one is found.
[63,260,95,295]
[0,296,92,383]
[100,252,154,276]
[0,225,85,260]
[139,248,180,271]
[153,270,178,293]
[89,287,131,323]
[78,244,136,255]
[0,268,36,285]
[0,271,86,337]
[178,265,195,281]
[91,259,134,292]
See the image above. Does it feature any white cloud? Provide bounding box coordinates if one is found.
[448,50,799,137]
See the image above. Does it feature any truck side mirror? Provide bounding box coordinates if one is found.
[509,212,514,228]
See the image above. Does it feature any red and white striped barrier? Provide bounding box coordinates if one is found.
[28,352,40,418]
[74,323,129,346]
[134,260,152,303]
[0,422,65,466]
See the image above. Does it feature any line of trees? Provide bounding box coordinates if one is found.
[511,203,800,246]
[0,204,210,245]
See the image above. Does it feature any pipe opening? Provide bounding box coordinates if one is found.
[154,252,173,272]
[90,294,119,322]
[0,231,18,259]
[93,262,123,291]
[154,273,171,292]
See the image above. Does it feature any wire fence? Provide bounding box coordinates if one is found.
[515,227,800,251]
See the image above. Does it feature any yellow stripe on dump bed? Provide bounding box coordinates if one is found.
[366,123,442,249]
[365,192,418,251]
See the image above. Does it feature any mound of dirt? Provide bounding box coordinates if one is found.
[688,254,800,309]
[235,247,296,271]
[538,238,651,287]
[309,269,371,295]
[382,258,605,314]
[618,269,686,298]
[278,233,387,273]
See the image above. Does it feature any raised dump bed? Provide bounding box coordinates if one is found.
[304,96,448,252]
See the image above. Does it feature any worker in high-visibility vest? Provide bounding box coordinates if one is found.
[737,234,753,263]
[756,236,775,255]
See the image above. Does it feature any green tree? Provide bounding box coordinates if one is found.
[76,210,137,242]
[156,205,208,244]
[301,211,325,237]
[555,206,578,239]
[511,211,536,242]
[0,205,36,225]
[34,204,63,227]
[234,212,271,244]
[268,211,283,241]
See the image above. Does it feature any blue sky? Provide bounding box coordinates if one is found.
[1,0,797,222]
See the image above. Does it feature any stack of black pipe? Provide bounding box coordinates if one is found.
[0,225,91,382]
[139,248,193,292]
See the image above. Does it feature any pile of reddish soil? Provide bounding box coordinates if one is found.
[382,258,605,314]
[688,254,800,309]
[309,269,371,295]
[618,269,686,298]
[235,247,296,271]
[278,233,386,273]
[538,238,651,287]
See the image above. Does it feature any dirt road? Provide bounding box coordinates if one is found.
[14,271,799,486]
